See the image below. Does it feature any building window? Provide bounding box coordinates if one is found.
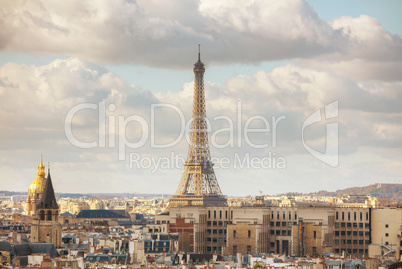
[282,230,286,236]
[270,222,274,226]
[385,224,389,228]
[287,230,291,236]
[248,230,251,238]
[354,212,356,220]
[208,211,210,218]
[314,231,316,239]
[335,222,339,228]
[233,230,236,238]
[336,212,338,220]
[233,245,237,254]
[277,211,279,219]
[271,211,274,219]
[283,211,285,219]
[359,223,363,228]
[347,223,351,227]
[282,222,286,227]
[289,211,291,220]
[348,212,350,220]
[342,212,344,221]
[225,211,228,219]
[220,211,222,219]
[276,222,280,227]
[360,212,362,220]
[270,230,274,235]
[366,212,369,221]
[214,211,216,219]
[247,245,251,253]
[276,230,280,235]
[295,212,297,219]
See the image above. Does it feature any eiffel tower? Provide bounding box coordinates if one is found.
[169,46,227,207]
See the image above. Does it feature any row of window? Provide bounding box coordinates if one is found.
[271,211,297,220]
[155,220,169,224]
[270,221,296,227]
[335,231,370,237]
[232,245,252,254]
[336,211,369,221]
[232,230,251,238]
[208,210,231,219]
[206,237,226,243]
[270,230,292,236]
[207,221,227,226]
[335,249,368,255]
[206,229,226,235]
[335,222,369,228]
[335,239,370,245]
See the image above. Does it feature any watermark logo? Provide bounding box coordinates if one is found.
[302,101,339,167]
[64,100,339,171]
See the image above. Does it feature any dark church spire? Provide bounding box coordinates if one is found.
[37,166,59,209]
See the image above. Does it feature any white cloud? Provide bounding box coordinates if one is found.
[1,0,401,76]
[0,58,401,194]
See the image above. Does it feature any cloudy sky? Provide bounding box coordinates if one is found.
[0,0,401,196]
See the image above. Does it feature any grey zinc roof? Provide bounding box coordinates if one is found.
[76,209,129,219]
[0,241,11,251]
[28,243,59,257]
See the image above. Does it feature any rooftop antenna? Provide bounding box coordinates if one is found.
[198,44,201,61]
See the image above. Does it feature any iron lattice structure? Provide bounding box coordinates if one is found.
[170,46,227,207]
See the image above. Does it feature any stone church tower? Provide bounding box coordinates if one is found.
[30,168,62,247]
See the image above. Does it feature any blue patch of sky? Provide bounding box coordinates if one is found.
[306,0,402,35]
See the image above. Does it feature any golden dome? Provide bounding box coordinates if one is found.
[29,175,46,193]
[28,154,46,194]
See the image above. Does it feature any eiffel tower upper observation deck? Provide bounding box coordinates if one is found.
[169,46,227,207]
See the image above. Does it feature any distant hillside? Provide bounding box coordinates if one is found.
[311,183,402,202]
[276,184,401,202]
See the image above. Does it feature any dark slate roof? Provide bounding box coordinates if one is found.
[37,169,59,210]
[117,220,135,226]
[0,241,11,251]
[76,210,129,219]
[15,256,28,267]
[28,243,59,257]
[61,212,73,217]
[13,244,32,256]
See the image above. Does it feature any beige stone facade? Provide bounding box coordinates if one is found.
[370,207,402,260]
[227,222,257,255]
